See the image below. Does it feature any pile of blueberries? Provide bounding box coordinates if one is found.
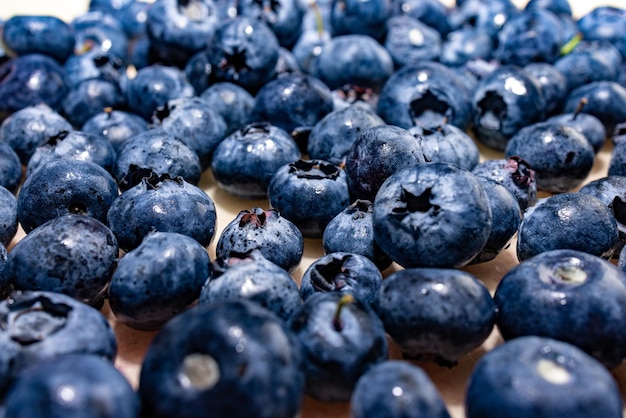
[0,0,626,416]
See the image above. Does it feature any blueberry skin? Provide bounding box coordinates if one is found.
[17,158,118,234]
[268,159,350,238]
[199,82,254,135]
[0,54,68,121]
[107,173,217,251]
[291,28,331,76]
[113,128,201,191]
[63,50,126,90]
[377,60,472,131]
[547,111,607,153]
[199,250,300,321]
[236,0,306,48]
[139,300,305,418]
[146,0,220,67]
[578,176,626,255]
[517,193,619,261]
[525,0,572,16]
[470,177,522,264]
[391,0,452,37]
[524,62,568,116]
[2,16,74,63]
[0,290,117,396]
[345,125,425,202]
[0,103,72,165]
[450,0,519,40]
[466,336,623,418]
[4,354,139,418]
[154,97,228,169]
[72,16,130,62]
[472,156,537,211]
[207,17,280,93]
[0,187,18,248]
[495,249,626,369]
[330,0,391,40]
[0,143,21,193]
[124,64,194,120]
[251,73,334,135]
[504,121,595,193]
[494,9,563,67]
[26,130,117,178]
[554,48,618,94]
[64,79,127,127]
[350,360,451,418]
[211,122,301,199]
[288,292,388,401]
[373,163,492,268]
[563,81,626,136]
[307,103,384,165]
[109,231,211,330]
[0,243,8,298]
[313,34,394,91]
[216,207,303,272]
[409,123,480,171]
[375,268,496,365]
[440,27,493,67]
[578,6,626,59]
[471,65,545,150]
[5,215,119,306]
[609,138,626,177]
[81,109,148,153]
[384,15,442,67]
[323,200,392,270]
[299,252,383,306]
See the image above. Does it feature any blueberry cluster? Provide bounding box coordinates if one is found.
[0,0,625,416]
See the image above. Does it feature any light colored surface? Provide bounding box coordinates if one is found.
[2,1,626,417]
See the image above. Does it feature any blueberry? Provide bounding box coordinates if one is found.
[291,26,331,75]
[439,27,493,67]
[471,65,545,150]
[384,15,441,67]
[391,0,452,36]
[107,172,217,251]
[504,121,595,193]
[25,130,117,178]
[251,72,334,137]
[139,300,305,418]
[199,250,300,321]
[470,177,522,264]
[345,125,425,201]
[0,54,68,121]
[322,199,392,270]
[215,207,303,272]
[267,159,350,238]
[466,336,623,418]
[211,122,301,199]
[471,156,537,211]
[577,6,626,59]
[525,0,572,16]
[81,108,148,153]
[449,0,519,39]
[373,162,492,268]
[313,34,393,92]
[199,82,255,135]
[546,102,607,153]
[409,122,480,171]
[4,354,139,418]
[516,193,619,261]
[0,103,72,165]
[113,128,201,191]
[236,0,306,48]
[377,60,473,130]
[555,45,619,94]
[108,231,211,330]
[0,290,117,395]
[563,81,626,136]
[17,157,118,233]
[146,0,220,67]
[0,186,18,248]
[72,14,129,62]
[124,64,194,120]
[2,15,74,63]
[375,268,496,365]
[350,360,451,418]
[5,215,119,307]
[307,102,384,165]
[62,79,126,127]
[288,292,388,401]
[153,97,228,169]
[524,62,568,116]
[0,243,8,298]
[0,141,21,194]
[63,50,126,90]
[206,17,280,92]
[329,0,391,40]
[299,252,382,306]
